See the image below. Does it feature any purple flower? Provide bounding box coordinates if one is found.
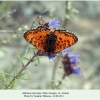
[48,18,61,27]
[62,48,82,76]
[72,67,82,76]
[48,53,57,59]
[64,48,70,55]
[37,50,57,59]
[69,54,80,65]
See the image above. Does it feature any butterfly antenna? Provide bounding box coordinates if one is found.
[40,8,50,16]
[30,9,50,29]
[31,8,50,29]
[37,9,50,25]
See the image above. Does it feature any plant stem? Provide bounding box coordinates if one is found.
[5,50,40,89]
[51,56,60,89]
[63,1,69,28]
[57,74,66,88]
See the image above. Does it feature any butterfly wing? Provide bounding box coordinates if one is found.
[54,30,78,52]
[23,26,50,52]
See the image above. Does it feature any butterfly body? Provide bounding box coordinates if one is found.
[23,26,78,55]
[44,32,57,53]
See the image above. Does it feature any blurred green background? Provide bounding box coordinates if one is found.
[0,1,100,89]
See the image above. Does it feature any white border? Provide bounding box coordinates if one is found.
[0,90,100,100]
[0,1,100,100]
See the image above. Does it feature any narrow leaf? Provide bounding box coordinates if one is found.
[21,57,30,61]
[2,71,7,83]
[17,55,24,66]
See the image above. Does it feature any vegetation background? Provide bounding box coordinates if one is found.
[0,1,100,89]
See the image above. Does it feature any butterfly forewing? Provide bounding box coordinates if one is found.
[54,30,78,52]
[23,26,50,52]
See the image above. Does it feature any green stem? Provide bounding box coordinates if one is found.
[5,50,40,89]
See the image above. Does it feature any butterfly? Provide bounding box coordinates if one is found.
[23,17,78,55]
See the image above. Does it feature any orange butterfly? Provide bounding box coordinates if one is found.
[23,17,78,55]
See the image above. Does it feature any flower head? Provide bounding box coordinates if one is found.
[48,18,61,27]
[44,18,61,28]
[62,48,82,76]
[69,53,80,65]
[72,67,82,76]
[37,50,57,59]
[64,48,70,55]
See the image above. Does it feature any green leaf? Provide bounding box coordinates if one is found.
[18,70,30,80]
[22,25,28,30]
[2,72,13,77]
[0,48,7,54]
[2,83,8,88]
[17,72,26,79]
[67,1,72,10]
[0,82,2,86]
[21,57,30,61]
[12,83,19,89]
[32,56,42,62]
[2,71,7,83]
[13,67,18,75]
[36,56,40,63]
[1,40,8,44]
[18,77,30,80]
[71,9,79,14]
[31,47,38,53]
[17,55,24,66]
